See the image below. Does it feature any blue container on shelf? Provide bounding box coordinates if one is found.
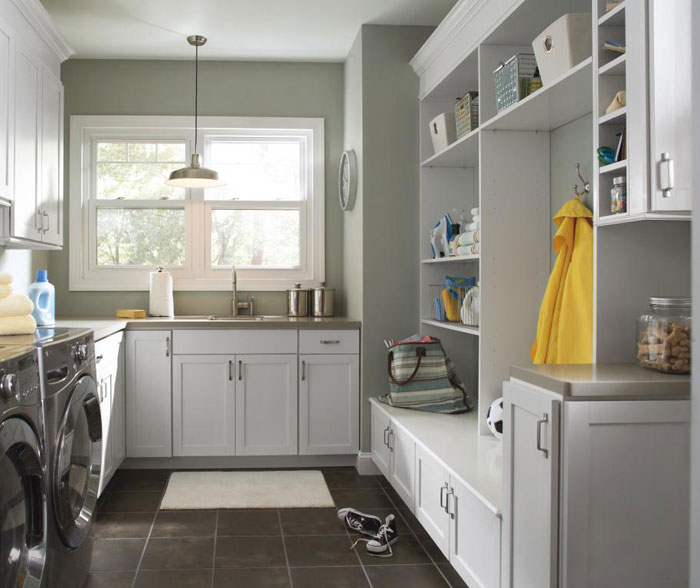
[28,270,55,326]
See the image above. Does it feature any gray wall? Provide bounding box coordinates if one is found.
[343,25,432,451]
[52,59,345,317]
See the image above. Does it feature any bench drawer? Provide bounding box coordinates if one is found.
[173,330,297,355]
[299,330,359,354]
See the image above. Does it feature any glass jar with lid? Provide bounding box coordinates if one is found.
[636,297,691,374]
[610,175,627,214]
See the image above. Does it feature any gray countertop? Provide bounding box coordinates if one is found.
[510,363,690,400]
[55,316,361,341]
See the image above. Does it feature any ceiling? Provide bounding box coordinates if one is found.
[40,0,457,62]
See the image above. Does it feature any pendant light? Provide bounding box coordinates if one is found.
[166,35,223,188]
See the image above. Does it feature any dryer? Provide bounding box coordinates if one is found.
[38,329,102,588]
[0,345,47,588]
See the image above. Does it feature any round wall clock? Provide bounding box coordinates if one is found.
[338,149,358,211]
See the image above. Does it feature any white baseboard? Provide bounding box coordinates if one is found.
[355,452,381,475]
[122,455,358,470]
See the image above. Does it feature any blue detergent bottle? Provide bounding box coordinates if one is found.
[28,270,55,326]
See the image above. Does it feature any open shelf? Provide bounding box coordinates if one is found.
[599,107,626,126]
[422,254,480,264]
[599,53,626,76]
[421,127,479,168]
[482,58,592,132]
[599,159,627,174]
[596,211,692,226]
[421,319,480,336]
[598,1,626,26]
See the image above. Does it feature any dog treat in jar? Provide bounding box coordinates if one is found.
[636,297,691,374]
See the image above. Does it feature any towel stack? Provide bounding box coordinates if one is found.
[456,207,481,255]
[0,273,37,335]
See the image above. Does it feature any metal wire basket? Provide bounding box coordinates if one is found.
[493,53,537,113]
[454,92,479,138]
[430,284,470,323]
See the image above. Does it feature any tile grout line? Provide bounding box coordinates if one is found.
[277,509,295,588]
[342,516,374,587]
[210,509,219,588]
[376,481,455,588]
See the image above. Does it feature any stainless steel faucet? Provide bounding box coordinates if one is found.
[231,266,254,316]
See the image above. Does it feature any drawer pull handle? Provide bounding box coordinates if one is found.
[320,340,341,345]
[228,360,233,381]
[387,429,394,452]
[165,336,170,358]
[536,413,549,458]
[440,484,448,510]
[446,488,455,519]
[301,360,306,381]
[238,360,243,381]
[383,426,390,447]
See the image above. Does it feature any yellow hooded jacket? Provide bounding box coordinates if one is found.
[531,198,593,364]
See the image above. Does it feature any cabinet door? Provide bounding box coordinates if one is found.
[126,331,172,458]
[370,404,392,478]
[299,354,359,455]
[0,17,13,201]
[235,355,297,455]
[110,335,126,469]
[389,424,414,510]
[13,44,41,240]
[648,0,692,212]
[173,354,236,456]
[96,374,111,497]
[39,65,62,246]
[415,444,451,556]
[450,475,502,588]
[502,380,560,588]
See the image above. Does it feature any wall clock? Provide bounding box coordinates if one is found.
[338,149,358,211]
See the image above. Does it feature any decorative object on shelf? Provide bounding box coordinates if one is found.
[286,283,310,317]
[528,67,544,95]
[486,397,504,440]
[311,282,335,317]
[149,267,174,317]
[605,90,626,114]
[493,53,538,113]
[531,198,593,364]
[382,335,473,414]
[166,36,223,189]
[454,92,479,138]
[637,297,691,374]
[597,146,616,165]
[338,149,358,211]
[573,162,590,200]
[602,40,626,54]
[429,112,456,154]
[610,175,627,214]
[429,214,453,258]
[460,281,480,326]
[614,130,626,162]
[532,13,592,86]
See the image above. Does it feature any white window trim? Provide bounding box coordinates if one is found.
[69,115,325,291]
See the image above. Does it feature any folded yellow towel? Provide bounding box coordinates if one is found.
[0,284,12,298]
[0,294,33,318]
[0,273,13,286]
[0,315,36,335]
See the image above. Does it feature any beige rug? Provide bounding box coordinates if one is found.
[160,470,335,509]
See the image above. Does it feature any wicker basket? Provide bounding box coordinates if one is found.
[454,92,479,138]
[493,54,537,113]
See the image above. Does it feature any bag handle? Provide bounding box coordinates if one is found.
[388,347,426,386]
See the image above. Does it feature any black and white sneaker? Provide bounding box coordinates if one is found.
[350,514,399,558]
[337,508,382,537]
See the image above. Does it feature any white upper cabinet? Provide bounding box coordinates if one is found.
[648,0,692,212]
[40,65,63,245]
[0,17,13,202]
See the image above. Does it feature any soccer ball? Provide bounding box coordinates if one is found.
[486,397,504,440]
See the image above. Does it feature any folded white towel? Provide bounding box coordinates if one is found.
[0,294,33,318]
[457,243,480,255]
[471,214,480,223]
[0,315,36,335]
[470,207,479,216]
[0,285,12,299]
[467,221,480,231]
[0,273,12,286]
[458,230,480,246]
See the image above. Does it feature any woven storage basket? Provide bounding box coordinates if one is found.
[493,53,537,113]
[454,92,479,138]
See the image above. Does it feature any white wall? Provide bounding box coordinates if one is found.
[0,249,49,295]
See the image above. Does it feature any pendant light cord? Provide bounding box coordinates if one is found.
[194,43,199,154]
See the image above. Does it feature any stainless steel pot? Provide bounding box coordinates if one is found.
[311,283,335,317]
[286,283,310,317]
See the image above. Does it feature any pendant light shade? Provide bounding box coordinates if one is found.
[166,35,223,189]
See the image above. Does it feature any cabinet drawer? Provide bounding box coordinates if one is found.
[173,329,297,355]
[95,331,123,367]
[299,330,359,354]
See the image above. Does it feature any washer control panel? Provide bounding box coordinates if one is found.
[0,351,40,405]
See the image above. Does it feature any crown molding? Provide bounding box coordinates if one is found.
[11,0,73,61]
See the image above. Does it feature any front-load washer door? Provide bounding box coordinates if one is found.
[52,375,102,549]
[0,417,47,588]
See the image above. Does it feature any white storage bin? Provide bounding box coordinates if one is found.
[429,112,456,154]
[532,13,592,85]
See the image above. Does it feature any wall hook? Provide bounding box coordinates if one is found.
[574,162,590,199]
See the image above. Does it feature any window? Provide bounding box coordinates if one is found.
[70,116,324,291]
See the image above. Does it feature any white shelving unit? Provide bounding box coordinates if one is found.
[421,319,480,337]
[421,254,480,264]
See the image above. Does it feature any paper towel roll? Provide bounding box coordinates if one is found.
[149,268,174,317]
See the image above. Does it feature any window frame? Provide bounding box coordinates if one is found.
[69,115,325,291]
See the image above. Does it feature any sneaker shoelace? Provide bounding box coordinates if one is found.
[349,517,395,558]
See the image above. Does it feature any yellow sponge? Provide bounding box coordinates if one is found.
[116,309,146,319]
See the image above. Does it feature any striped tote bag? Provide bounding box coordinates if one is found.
[379,337,472,413]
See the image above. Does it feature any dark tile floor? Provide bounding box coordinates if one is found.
[86,468,469,588]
